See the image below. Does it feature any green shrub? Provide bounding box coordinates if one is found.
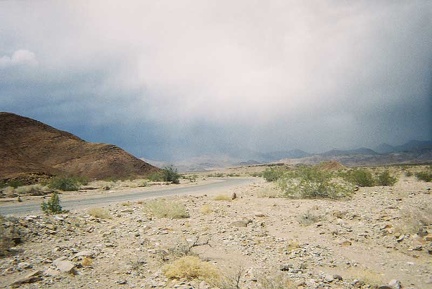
[163,166,181,184]
[49,176,83,191]
[415,171,432,182]
[262,167,285,182]
[278,166,354,199]
[376,170,397,186]
[41,193,63,215]
[148,167,181,184]
[342,169,375,187]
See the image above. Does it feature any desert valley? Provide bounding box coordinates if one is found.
[0,113,431,289]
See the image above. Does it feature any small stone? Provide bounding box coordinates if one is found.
[324,274,334,282]
[388,279,402,289]
[116,279,127,285]
[254,212,266,217]
[17,262,32,270]
[424,234,432,241]
[74,250,94,258]
[10,270,42,288]
[53,258,76,274]
[280,264,293,271]
[333,274,343,281]
[44,268,60,277]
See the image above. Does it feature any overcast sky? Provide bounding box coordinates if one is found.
[1,1,431,161]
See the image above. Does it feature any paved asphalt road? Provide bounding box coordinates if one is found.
[0,178,257,216]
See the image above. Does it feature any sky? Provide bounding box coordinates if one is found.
[1,0,431,161]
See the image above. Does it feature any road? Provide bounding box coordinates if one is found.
[0,178,257,216]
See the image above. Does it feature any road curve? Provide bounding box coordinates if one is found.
[0,178,257,216]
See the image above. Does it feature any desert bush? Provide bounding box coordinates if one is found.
[405,170,413,177]
[217,267,244,289]
[162,256,221,282]
[163,166,181,184]
[144,199,189,219]
[415,170,432,182]
[396,201,432,235]
[41,192,63,215]
[200,204,213,214]
[15,184,50,196]
[342,168,375,187]
[376,170,398,186]
[213,194,232,201]
[147,166,181,184]
[5,179,25,189]
[207,173,225,178]
[49,176,83,191]
[256,272,296,289]
[262,167,285,182]
[168,236,211,258]
[278,166,354,199]
[298,211,322,226]
[88,207,112,219]
[257,187,282,198]
[183,174,198,182]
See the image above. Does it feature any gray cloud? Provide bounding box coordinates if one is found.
[0,0,431,161]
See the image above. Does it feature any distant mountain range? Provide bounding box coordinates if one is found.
[152,140,432,172]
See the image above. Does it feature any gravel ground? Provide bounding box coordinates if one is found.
[1,172,431,289]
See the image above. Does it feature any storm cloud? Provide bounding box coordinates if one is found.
[1,1,431,161]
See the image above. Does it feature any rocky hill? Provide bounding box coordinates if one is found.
[0,112,159,183]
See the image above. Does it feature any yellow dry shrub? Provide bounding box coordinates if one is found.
[213,194,231,201]
[162,256,221,282]
[200,204,213,214]
[88,207,112,219]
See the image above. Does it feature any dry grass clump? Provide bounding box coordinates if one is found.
[396,201,432,235]
[213,194,232,201]
[162,256,221,282]
[256,272,296,289]
[257,187,282,198]
[144,199,189,219]
[88,207,112,219]
[345,267,383,288]
[297,210,322,226]
[200,204,213,214]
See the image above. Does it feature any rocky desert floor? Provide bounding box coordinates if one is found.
[1,168,432,289]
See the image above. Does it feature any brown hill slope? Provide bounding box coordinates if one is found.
[0,112,160,183]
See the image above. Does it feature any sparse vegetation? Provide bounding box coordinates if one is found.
[298,210,322,226]
[257,272,296,289]
[200,204,213,214]
[376,170,398,186]
[88,207,112,219]
[277,166,354,199]
[262,167,285,182]
[144,199,189,219]
[48,176,85,191]
[147,166,181,184]
[162,256,221,283]
[342,168,375,187]
[415,168,432,182]
[41,192,63,215]
[213,194,232,201]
